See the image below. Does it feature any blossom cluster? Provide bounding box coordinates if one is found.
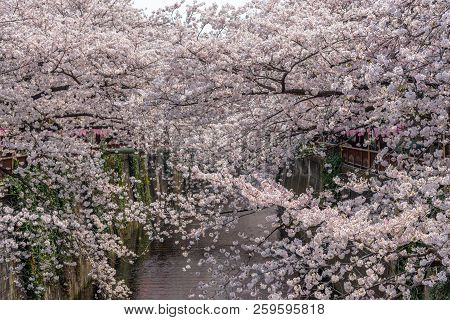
[1,0,448,300]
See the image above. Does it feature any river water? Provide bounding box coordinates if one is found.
[127,157,320,299]
[130,208,279,300]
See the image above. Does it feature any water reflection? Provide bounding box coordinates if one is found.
[131,208,279,300]
[130,159,320,299]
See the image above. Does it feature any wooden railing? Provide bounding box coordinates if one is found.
[0,152,27,178]
[340,142,448,170]
[339,145,379,169]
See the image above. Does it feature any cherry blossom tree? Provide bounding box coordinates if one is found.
[0,0,169,298]
[1,0,448,300]
[146,0,449,299]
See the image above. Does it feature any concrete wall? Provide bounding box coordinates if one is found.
[1,154,324,300]
[279,156,323,194]
[0,153,152,300]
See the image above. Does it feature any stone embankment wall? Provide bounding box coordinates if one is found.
[279,156,323,194]
[0,152,162,300]
[1,153,324,300]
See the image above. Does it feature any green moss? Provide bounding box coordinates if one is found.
[4,171,69,299]
[3,151,153,299]
[103,153,125,185]
[102,153,128,213]
[322,149,342,191]
[138,155,151,204]
[429,281,450,300]
[129,154,151,204]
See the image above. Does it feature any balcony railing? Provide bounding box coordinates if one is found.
[339,145,379,169]
[0,152,27,178]
[340,142,448,170]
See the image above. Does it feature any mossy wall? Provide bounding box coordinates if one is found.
[278,156,324,194]
[0,152,155,300]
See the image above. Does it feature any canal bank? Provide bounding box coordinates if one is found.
[1,154,324,300]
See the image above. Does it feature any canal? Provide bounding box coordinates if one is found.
[120,156,321,300]
[130,208,279,299]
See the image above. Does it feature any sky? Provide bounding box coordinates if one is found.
[133,0,249,13]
